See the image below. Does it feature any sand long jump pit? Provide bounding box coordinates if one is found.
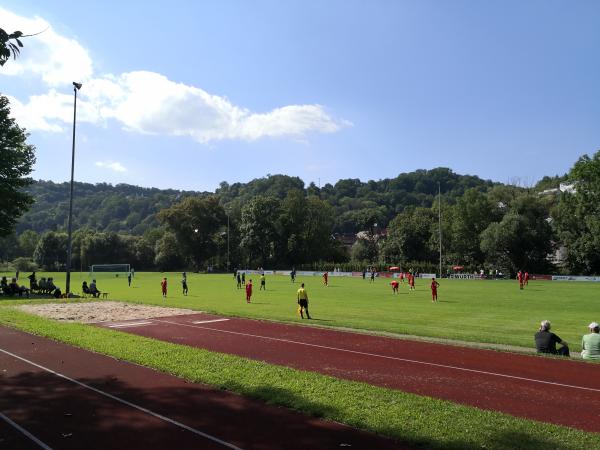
[17,301,196,323]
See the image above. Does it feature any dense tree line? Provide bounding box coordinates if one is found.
[553,151,600,274]
[16,181,208,235]
[372,186,555,276]
[3,99,600,276]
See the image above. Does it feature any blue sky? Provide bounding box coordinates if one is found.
[2,1,599,191]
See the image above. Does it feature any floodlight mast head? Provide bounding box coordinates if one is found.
[73,82,82,90]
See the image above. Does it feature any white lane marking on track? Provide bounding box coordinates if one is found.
[0,411,53,450]
[107,321,154,328]
[153,319,600,394]
[0,348,242,450]
[192,319,230,324]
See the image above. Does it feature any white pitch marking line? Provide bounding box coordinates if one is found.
[107,321,154,328]
[192,319,230,324]
[0,411,53,450]
[153,319,600,394]
[0,347,242,450]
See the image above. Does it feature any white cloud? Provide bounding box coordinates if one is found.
[7,90,103,132]
[6,95,63,132]
[95,161,127,172]
[1,8,350,143]
[0,7,93,86]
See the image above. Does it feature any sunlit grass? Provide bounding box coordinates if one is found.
[2,271,599,351]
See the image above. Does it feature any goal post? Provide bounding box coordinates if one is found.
[89,264,131,277]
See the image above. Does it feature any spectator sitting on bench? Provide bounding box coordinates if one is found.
[8,278,30,297]
[46,277,57,295]
[38,277,48,294]
[89,279,101,298]
[82,281,91,296]
[1,276,9,295]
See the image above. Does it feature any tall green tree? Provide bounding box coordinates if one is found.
[450,189,497,265]
[239,196,281,267]
[0,233,19,261]
[480,194,554,274]
[154,232,183,271]
[278,191,305,263]
[18,229,39,257]
[553,151,600,274]
[382,207,436,263]
[33,231,67,270]
[157,196,226,269]
[0,95,36,236]
[303,196,336,261]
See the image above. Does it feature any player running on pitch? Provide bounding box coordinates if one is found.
[322,271,328,286]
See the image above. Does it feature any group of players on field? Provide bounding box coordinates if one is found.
[147,266,538,319]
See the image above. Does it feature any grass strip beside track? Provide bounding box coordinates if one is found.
[0,306,596,450]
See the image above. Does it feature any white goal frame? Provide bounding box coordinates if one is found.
[89,264,131,276]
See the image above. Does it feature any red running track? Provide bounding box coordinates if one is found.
[0,326,406,450]
[98,313,600,433]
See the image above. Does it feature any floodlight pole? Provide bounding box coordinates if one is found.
[65,82,82,296]
[438,182,442,278]
[227,212,230,273]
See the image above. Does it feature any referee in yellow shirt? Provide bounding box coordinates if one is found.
[297,283,311,319]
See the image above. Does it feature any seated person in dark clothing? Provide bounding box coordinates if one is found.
[1,276,8,292]
[8,278,29,297]
[535,320,569,357]
[82,281,90,295]
[89,280,100,298]
[38,277,48,294]
[46,278,57,294]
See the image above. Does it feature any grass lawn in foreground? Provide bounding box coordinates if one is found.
[0,307,596,450]
[3,271,599,351]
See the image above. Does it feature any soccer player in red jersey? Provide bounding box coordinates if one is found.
[431,278,440,302]
[160,277,167,298]
[322,271,329,286]
[517,271,523,290]
[524,271,529,286]
[245,279,253,303]
[408,273,415,291]
[390,279,399,294]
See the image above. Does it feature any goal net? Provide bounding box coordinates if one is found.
[89,264,131,277]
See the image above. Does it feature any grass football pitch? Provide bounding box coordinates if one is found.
[5,271,599,352]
